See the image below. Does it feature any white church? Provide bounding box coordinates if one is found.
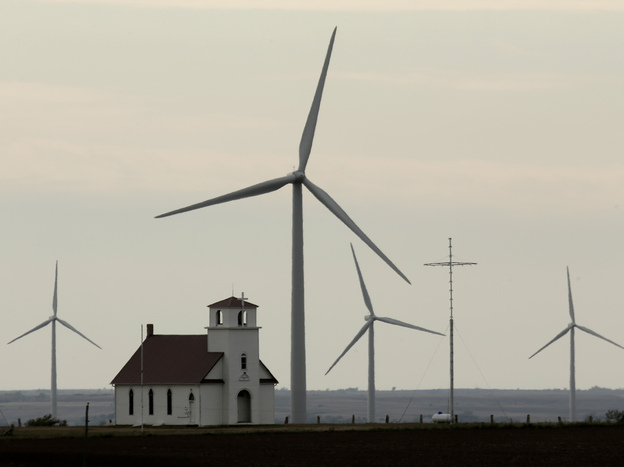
[111,296,278,426]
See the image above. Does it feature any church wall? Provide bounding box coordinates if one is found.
[257,383,276,424]
[200,383,224,425]
[209,328,262,424]
[114,384,202,426]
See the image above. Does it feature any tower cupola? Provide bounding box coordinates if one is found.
[207,294,258,328]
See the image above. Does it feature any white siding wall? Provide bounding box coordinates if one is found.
[257,383,276,424]
[199,384,224,425]
[114,384,202,426]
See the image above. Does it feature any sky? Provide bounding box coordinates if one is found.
[1,1,624,399]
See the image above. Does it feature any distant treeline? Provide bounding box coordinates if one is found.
[0,389,113,404]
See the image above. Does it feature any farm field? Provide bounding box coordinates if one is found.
[2,423,624,466]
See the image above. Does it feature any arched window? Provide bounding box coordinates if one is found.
[216,310,223,325]
[129,389,134,416]
[188,392,195,424]
[148,389,154,415]
[238,310,247,326]
[167,389,172,415]
[241,353,247,370]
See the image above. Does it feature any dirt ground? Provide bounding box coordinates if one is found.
[2,424,624,466]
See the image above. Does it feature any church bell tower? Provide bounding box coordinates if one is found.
[206,294,261,424]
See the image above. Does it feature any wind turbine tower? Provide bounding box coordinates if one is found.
[529,267,624,422]
[156,29,410,423]
[326,244,443,423]
[424,238,476,423]
[7,262,102,418]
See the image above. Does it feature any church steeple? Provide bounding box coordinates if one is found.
[205,293,264,424]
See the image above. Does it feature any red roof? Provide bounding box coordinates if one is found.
[110,335,223,384]
[208,296,258,308]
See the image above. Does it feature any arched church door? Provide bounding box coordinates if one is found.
[237,390,251,423]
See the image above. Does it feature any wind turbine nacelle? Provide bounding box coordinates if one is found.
[432,412,452,423]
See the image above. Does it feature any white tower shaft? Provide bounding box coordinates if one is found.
[291,182,306,423]
[368,321,375,423]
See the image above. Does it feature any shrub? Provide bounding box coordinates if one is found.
[25,414,67,427]
[605,409,624,423]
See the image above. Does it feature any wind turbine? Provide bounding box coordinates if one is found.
[529,267,624,422]
[156,28,410,424]
[7,262,101,418]
[325,244,442,423]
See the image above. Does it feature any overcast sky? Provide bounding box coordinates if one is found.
[2,1,624,401]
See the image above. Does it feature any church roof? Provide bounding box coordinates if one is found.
[208,296,258,308]
[110,335,223,384]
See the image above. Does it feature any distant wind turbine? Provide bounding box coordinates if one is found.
[529,267,624,422]
[7,262,101,418]
[325,244,442,423]
[156,28,410,423]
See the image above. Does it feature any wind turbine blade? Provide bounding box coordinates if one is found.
[7,319,52,345]
[567,266,575,323]
[298,27,336,172]
[155,173,297,218]
[576,325,624,351]
[529,325,572,359]
[52,261,58,317]
[376,317,445,336]
[350,244,374,316]
[303,177,411,284]
[325,321,372,375]
[56,318,102,349]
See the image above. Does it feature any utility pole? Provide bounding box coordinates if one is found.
[425,238,476,423]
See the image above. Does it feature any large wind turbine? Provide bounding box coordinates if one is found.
[7,262,101,418]
[156,28,410,423]
[325,244,442,423]
[529,267,624,422]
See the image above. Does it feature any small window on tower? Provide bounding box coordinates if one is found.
[216,310,223,325]
[238,310,247,326]
[241,353,247,370]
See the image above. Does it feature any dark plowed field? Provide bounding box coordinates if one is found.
[2,424,624,466]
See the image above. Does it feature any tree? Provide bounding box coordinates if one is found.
[605,409,624,423]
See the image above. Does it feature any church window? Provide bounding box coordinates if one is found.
[148,389,154,415]
[167,389,172,415]
[241,353,247,370]
[238,310,247,326]
[189,392,195,402]
[216,310,223,325]
[129,389,134,415]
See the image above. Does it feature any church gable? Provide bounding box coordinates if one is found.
[259,360,278,384]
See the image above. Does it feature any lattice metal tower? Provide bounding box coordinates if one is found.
[424,238,476,423]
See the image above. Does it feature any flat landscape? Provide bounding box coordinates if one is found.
[3,389,624,465]
[2,387,624,426]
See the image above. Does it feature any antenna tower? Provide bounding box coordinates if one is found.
[424,238,476,423]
